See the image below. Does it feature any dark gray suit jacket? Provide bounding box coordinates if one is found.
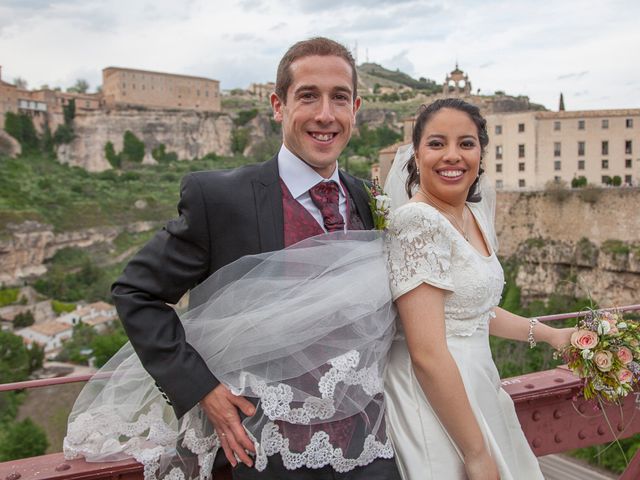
[111,156,374,418]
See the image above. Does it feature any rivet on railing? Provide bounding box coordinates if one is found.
[524,383,535,389]
[578,430,587,440]
[553,378,565,383]
[532,411,541,421]
[6,472,21,480]
[597,426,606,435]
[554,434,563,443]
[617,423,625,432]
[55,464,71,472]
[553,409,562,419]
[532,438,542,448]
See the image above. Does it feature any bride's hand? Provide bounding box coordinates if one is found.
[547,327,574,351]
[464,450,500,480]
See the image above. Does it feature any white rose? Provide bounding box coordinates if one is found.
[597,320,611,335]
[375,195,390,211]
[617,322,628,330]
[581,349,594,360]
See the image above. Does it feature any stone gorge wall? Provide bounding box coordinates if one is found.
[495,188,640,307]
[56,109,235,171]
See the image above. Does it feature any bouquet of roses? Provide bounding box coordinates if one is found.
[558,308,640,403]
[364,178,391,231]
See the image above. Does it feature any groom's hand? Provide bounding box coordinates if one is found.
[200,384,256,467]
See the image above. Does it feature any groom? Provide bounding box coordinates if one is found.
[112,37,400,479]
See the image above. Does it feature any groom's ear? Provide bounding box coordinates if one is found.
[270,92,284,123]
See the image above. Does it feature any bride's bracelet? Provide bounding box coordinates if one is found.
[528,318,539,349]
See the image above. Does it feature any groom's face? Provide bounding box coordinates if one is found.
[271,55,361,178]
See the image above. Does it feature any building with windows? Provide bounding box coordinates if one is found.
[102,67,221,112]
[378,104,640,190]
[485,109,640,189]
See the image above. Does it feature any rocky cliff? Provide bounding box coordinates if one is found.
[0,220,157,286]
[55,108,234,171]
[495,188,640,307]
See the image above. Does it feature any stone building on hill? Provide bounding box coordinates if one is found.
[102,67,221,112]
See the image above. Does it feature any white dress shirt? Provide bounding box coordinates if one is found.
[277,145,347,233]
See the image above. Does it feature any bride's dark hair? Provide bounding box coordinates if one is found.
[405,98,489,202]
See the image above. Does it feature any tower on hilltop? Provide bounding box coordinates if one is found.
[442,63,472,96]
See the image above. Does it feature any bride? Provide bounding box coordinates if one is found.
[384,98,572,479]
[64,98,573,480]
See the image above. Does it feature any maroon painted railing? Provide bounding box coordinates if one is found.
[1,305,639,479]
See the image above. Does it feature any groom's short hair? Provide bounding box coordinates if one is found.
[275,37,358,104]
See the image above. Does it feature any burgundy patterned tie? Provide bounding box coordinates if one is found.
[308,181,345,232]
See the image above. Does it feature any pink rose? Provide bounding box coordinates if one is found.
[617,347,634,365]
[570,330,599,350]
[617,368,633,384]
[594,351,614,372]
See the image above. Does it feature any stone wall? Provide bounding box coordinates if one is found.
[55,109,234,171]
[495,188,640,306]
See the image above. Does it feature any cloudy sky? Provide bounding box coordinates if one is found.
[1,0,638,110]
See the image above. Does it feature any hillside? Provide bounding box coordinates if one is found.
[357,62,441,94]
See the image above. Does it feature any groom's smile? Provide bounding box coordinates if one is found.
[271,55,361,178]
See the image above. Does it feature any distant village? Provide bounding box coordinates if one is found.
[1,62,638,191]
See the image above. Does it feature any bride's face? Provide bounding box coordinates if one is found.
[415,108,481,205]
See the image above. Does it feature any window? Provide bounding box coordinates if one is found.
[602,141,608,155]
[602,175,611,185]
[518,144,525,158]
[496,163,503,173]
[554,176,561,181]
[554,161,561,171]
[496,145,503,159]
[578,160,585,170]
[495,125,502,135]
[554,121,561,131]
[496,180,503,189]
[626,118,634,128]
[518,162,525,172]
[602,159,609,169]
[578,141,585,156]
[626,159,633,168]
[578,120,585,130]
[602,119,609,129]
[518,179,526,188]
[625,175,632,185]
[518,123,525,133]
[625,140,632,154]
[554,142,561,157]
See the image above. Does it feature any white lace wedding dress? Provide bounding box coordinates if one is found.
[384,201,543,480]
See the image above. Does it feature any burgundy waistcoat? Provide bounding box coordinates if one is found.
[277,179,367,451]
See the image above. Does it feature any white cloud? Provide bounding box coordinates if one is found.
[0,0,638,109]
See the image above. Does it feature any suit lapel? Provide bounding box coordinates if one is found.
[252,156,285,252]
[340,171,374,230]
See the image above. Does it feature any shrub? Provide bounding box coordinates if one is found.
[571,176,587,188]
[544,179,570,202]
[13,310,35,328]
[104,141,121,168]
[0,288,20,307]
[612,175,622,186]
[231,127,250,154]
[52,299,76,315]
[4,112,39,154]
[151,144,178,163]
[0,418,49,461]
[53,124,75,145]
[121,131,145,163]
[234,109,258,126]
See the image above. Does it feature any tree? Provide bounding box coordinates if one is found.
[66,79,90,94]
[63,99,76,125]
[612,175,622,186]
[13,77,28,89]
[91,323,128,367]
[4,112,39,154]
[121,130,145,163]
[0,331,30,384]
[13,310,35,328]
[105,141,121,168]
[0,418,49,461]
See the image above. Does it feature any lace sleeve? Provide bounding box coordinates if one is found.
[386,204,454,300]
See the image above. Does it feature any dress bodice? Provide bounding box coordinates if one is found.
[386,201,504,337]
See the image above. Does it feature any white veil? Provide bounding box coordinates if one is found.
[64,232,395,479]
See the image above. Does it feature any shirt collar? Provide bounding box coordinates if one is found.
[277,144,345,200]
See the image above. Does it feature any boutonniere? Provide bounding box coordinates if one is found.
[365,178,391,231]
